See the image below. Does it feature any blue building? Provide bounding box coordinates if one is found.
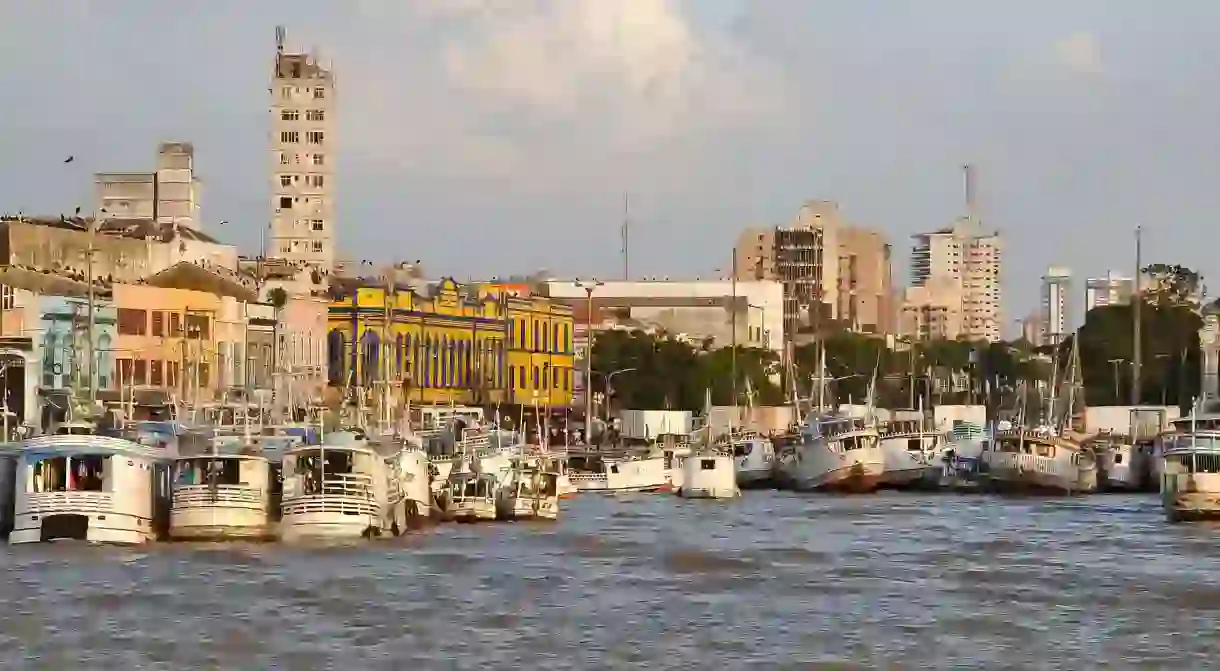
[38,295,117,392]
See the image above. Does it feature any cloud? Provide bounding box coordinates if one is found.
[1053,31,1103,76]
[334,0,794,187]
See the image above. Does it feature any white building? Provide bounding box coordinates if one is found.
[1041,266,1071,345]
[902,216,1003,341]
[270,27,336,271]
[542,279,785,353]
[95,141,202,232]
[1085,271,1135,312]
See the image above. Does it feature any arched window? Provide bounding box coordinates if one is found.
[96,334,112,389]
[532,365,539,389]
[327,329,345,385]
[403,333,413,378]
[396,334,404,377]
[360,331,380,385]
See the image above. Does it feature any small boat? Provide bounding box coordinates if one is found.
[786,414,884,493]
[496,461,560,520]
[1090,433,1145,492]
[877,419,943,490]
[278,430,410,541]
[723,431,775,489]
[168,433,281,542]
[8,432,173,545]
[1161,409,1220,521]
[677,448,739,499]
[446,471,498,522]
[981,427,1097,495]
[568,452,673,493]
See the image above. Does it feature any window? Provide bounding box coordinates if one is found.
[117,308,147,336]
[169,313,182,337]
[151,360,164,386]
[311,241,323,252]
[306,175,325,188]
[185,313,210,340]
[280,131,299,143]
[312,153,325,166]
[306,109,325,121]
[310,219,324,231]
[519,365,526,388]
[0,285,13,311]
[151,311,164,337]
[167,361,179,388]
[532,366,539,389]
[279,152,290,166]
[278,196,293,209]
[280,175,293,187]
[552,367,559,388]
[313,87,325,99]
[509,365,515,389]
[134,359,147,385]
[281,86,292,99]
[281,109,299,122]
[280,243,292,254]
[306,131,324,144]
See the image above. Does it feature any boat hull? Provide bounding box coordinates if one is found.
[817,466,884,494]
[1165,492,1220,522]
[169,506,276,542]
[736,469,774,489]
[279,511,382,541]
[452,501,497,523]
[11,511,155,546]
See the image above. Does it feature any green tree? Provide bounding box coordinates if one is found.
[1142,263,1201,307]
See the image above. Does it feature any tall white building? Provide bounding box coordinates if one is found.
[269,27,335,270]
[901,217,1003,341]
[1085,271,1135,312]
[1041,266,1071,345]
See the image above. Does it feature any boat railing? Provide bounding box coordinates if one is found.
[985,451,1079,476]
[21,490,113,514]
[172,485,264,509]
[568,472,607,483]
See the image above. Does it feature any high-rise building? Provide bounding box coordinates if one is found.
[270,27,335,269]
[1084,271,1135,312]
[1041,266,1071,345]
[95,141,202,231]
[734,200,894,336]
[900,217,1002,341]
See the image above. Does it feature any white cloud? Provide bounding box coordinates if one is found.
[1054,31,1103,76]
[334,0,794,186]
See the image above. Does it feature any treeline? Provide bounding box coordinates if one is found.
[588,263,1209,413]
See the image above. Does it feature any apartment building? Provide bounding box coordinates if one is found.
[95,141,202,231]
[735,201,893,336]
[1085,271,1134,312]
[901,216,1002,342]
[270,27,335,270]
[1041,266,1071,345]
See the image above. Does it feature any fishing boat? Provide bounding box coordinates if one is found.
[496,459,560,520]
[445,470,499,522]
[725,431,775,489]
[568,451,674,493]
[877,418,943,490]
[278,430,410,541]
[787,413,884,493]
[1091,433,1145,492]
[168,433,280,541]
[8,432,173,545]
[1161,410,1220,521]
[677,447,739,499]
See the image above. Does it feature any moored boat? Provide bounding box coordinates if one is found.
[877,420,942,490]
[496,460,560,520]
[169,434,280,542]
[1161,411,1220,521]
[785,414,884,493]
[981,428,1097,495]
[677,448,739,499]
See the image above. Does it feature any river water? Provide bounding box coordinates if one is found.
[0,492,1216,669]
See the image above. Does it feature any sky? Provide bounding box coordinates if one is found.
[1,0,1219,328]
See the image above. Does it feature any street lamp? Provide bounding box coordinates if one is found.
[600,366,637,421]
[574,278,603,443]
[1108,358,1126,404]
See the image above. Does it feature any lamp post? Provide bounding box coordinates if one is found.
[602,366,637,421]
[574,278,603,443]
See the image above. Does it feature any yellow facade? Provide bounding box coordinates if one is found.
[327,278,574,407]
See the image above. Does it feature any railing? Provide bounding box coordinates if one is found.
[984,452,1076,478]
[173,485,264,509]
[282,473,378,517]
[22,490,113,515]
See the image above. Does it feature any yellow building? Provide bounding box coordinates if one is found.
[327,278,574,407]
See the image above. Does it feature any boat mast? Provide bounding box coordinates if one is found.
[730,253,738,435]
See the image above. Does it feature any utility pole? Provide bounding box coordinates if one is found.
[1132,225,1142,405]
[574,278,603,444]
[86,216,97,404]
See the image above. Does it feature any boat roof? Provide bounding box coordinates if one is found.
[8,434,173,461]
[285,431,379,456]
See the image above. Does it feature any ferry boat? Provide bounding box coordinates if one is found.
[168,434,281,542]
[981,427,1097,495]
[568,452,674,493]
[785,414,884,493]
[496,461,560,520]
[278,430,410,541]
[677,448,739,499]
[877,420,943,490]
[1161,417,1220,522]
[445,471,498,522]
[8,433,173,545]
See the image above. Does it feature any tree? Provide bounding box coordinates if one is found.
[267,287,289,309]
[1142,263,1201,307]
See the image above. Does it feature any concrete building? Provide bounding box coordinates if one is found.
[270,28,336,270]
[735,201,893,336]
[901,216,1002,341]
[1041,266,1071,345]
[95,141,203,231]
[1020,310,1045,346]
[1085,271,1135,313]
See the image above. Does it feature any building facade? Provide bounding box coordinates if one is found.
[1085,271,1135,313]
[1041,266,1071,345]
[270,28,336,269]
[902,217,1002,341]
[95,141,202,231]
[836,227,895,334]
[327,278,574,407]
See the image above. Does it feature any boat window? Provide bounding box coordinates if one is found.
[175,458,242,486]
[1034,444,1054,458]
[840,436,870,451]
[906,438,923,452]
[32,455,107,492]
[1196,453,1220,474]
[700,459,717,470]
[518,474,536,497]
[1114,452,1123,464]
[733,442,754,457]
[609,464,619,474]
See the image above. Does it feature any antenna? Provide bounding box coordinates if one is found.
[621,192,630,281]
[275,26,286,54]
[963,163,976,225]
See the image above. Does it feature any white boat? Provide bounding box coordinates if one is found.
[1161,421,1220,522]
[279,430,410,541]
[722,431,774,489]
[981,428,1097,494]
[677,449,739,499]
[786,414,884,493]
[877,421,943,490]
[446,471,498,522]
[168,434,281,541]
[1090,433,1144,492]
[496,462,560,520]
[568,452,674,493]
[8,433,173,545]
[370,434,433,526]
